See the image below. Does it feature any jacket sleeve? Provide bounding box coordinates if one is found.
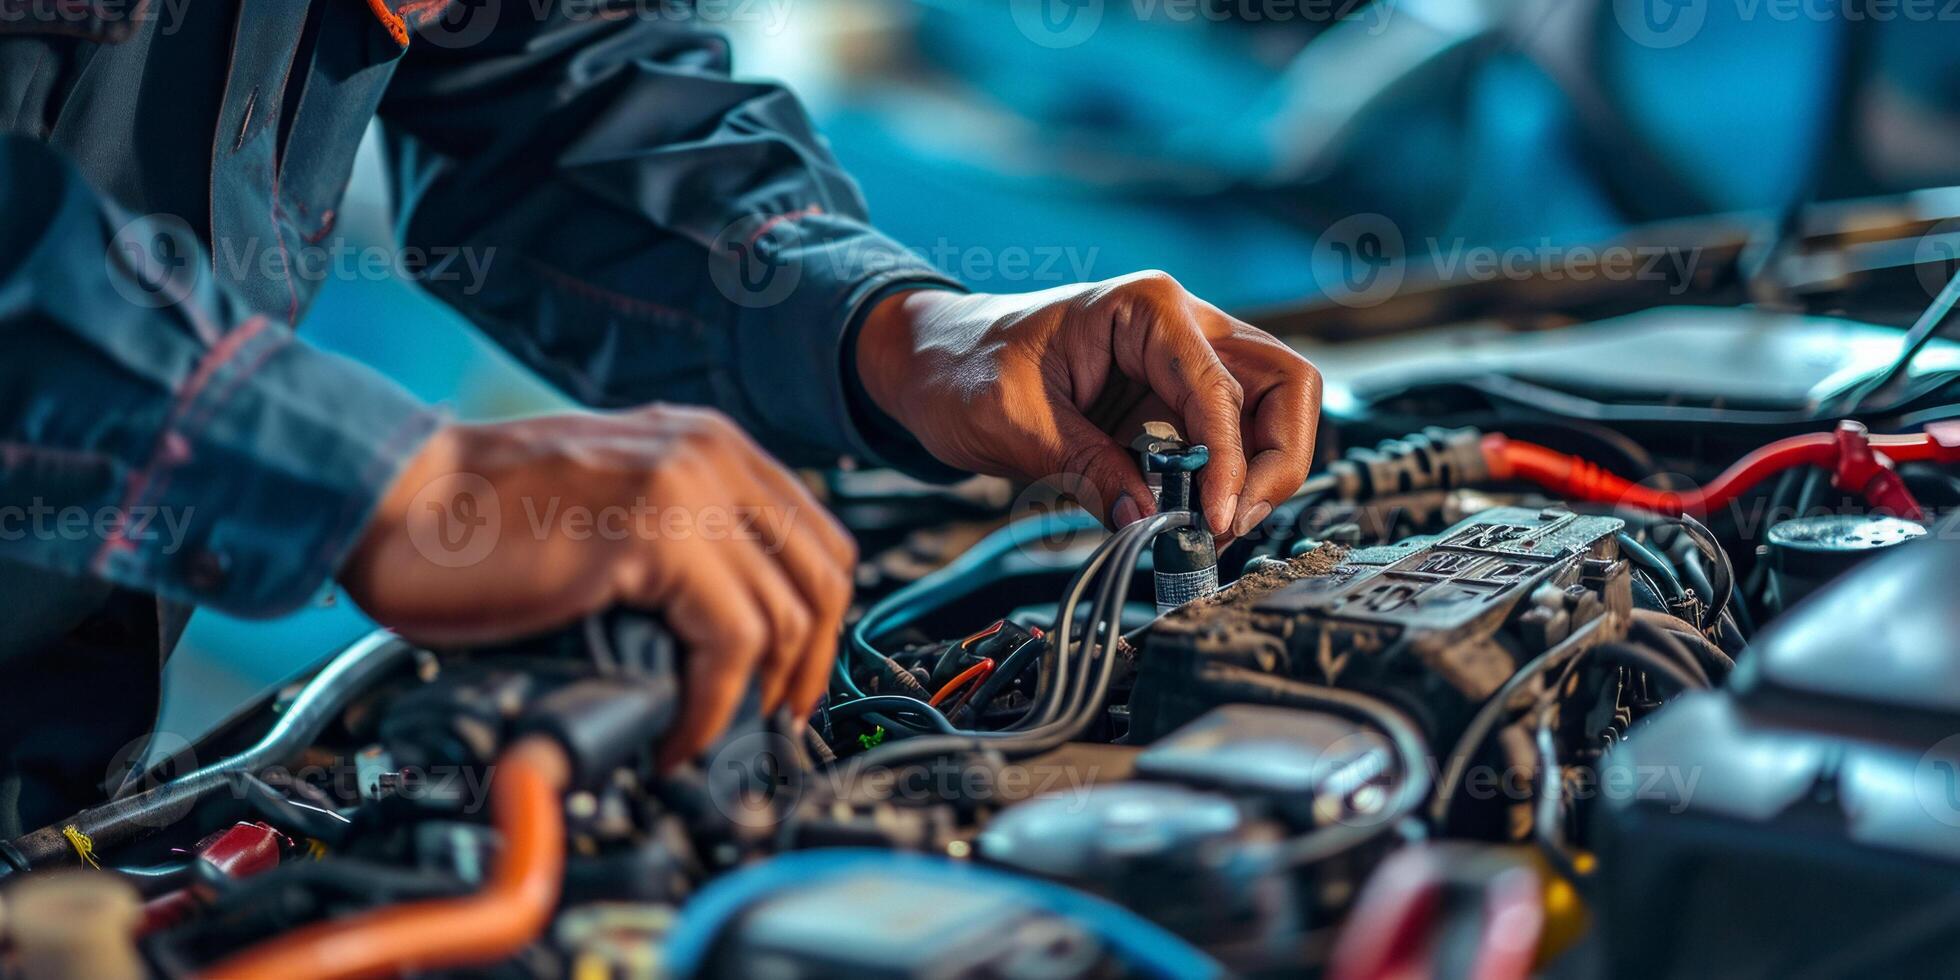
[375,7,964,476]
[0,135,441,616]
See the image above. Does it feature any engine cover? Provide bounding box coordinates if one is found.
[1129,506,1631,746]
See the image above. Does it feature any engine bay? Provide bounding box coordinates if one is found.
[4,284,1960,978]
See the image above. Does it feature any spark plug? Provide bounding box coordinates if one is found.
[1136,424,1219,615]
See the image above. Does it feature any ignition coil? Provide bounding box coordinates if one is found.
[1136,424,1219,615]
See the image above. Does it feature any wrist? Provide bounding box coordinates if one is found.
[344,422,468,579]
[856,287,960,429]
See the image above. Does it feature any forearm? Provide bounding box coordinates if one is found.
[379,12,961,471]
[0,136,440,615]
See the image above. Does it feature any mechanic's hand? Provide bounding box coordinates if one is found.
[340,407,855,768]
[857,274,1321,541]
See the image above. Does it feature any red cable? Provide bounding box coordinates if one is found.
[929,658,996,708]
[1481,420,1960,519]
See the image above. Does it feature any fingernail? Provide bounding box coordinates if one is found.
[1113,494,1143,528]
[1235,499,1274,538]
[1213,493,1240,538]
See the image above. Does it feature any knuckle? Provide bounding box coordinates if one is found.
[1208,368,1245,404]
[776,598,814,644]
[1299,357,1323,392]
[724,616,769,664]
[1123,269,1181,295]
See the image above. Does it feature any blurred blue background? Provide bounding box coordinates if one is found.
[161,0,1960,737]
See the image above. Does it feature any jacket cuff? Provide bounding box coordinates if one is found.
[839,280,971,483]
[721,210,966,476]
[92,324,442,617]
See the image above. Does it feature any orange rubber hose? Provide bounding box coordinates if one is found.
[199,737,570,980]
[928,658,996,708]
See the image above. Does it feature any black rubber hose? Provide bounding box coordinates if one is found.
[5,630,414,872]
[826,696,961,734]
[109,861,201,898]
[229,772,354,845]
[945,633,1047,728]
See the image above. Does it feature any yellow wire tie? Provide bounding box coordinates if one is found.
[61,825,100,869]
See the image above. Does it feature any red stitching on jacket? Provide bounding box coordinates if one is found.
[365,0,410,46]
[367,0,455,47]
[92,316,271,569]
[524,258,705,328]
[747,205,825,245]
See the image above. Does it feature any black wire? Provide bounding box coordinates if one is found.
[946,633,1045,727]
[229,772,353,846]
[842,515,1184,771]
[1626,616,1713,688]
[110,861,201,898]
[1672,553,1718,629]
[1531,708,1585,886]
[1715,613,1748,658]
[1618,532,1685,601]
[1795,467,1828,516]
[1663,513,1734,621]
[826,696,962,734]
[1592,642,1706,693]
[1833,267,1960,414]
[1632,609,1733,678]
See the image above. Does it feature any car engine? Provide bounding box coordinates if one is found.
[4,288,1960,978]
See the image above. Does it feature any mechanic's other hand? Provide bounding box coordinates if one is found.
[857,275,1321,541]
[339,408,855,769]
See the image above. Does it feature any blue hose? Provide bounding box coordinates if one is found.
[661,849,1223,979]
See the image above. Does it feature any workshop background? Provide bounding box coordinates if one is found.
[161,0,1960,740]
